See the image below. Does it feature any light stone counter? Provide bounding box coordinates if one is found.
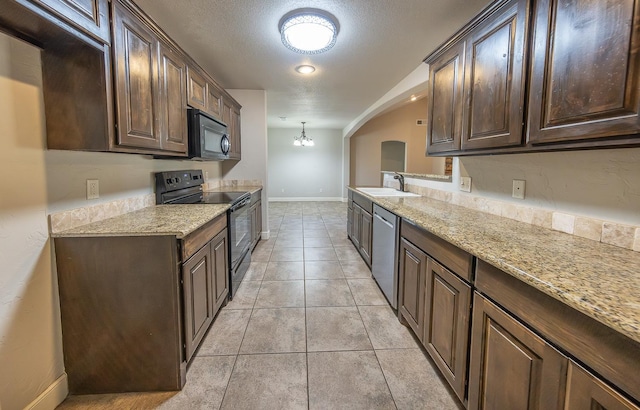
[349,187,640,345]
[51,204,229,239]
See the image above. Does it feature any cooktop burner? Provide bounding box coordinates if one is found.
[202,192,250,204]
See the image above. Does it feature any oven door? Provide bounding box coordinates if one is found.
[229,198,251,267]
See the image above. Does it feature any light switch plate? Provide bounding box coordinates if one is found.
[460,177,471,193]
[512,179,525,199]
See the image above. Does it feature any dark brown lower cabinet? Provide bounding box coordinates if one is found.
[398,238,427,341]
[183,226,229,362]
[468,292,567,410]
[565,362,640,410]
[423,257,471,402]
[249,193,262,250]
[347,191,373,268]
[54,214,228,394]
[351,204,362,249]
[360,209,372,265]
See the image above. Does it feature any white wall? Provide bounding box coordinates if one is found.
[268,128,344,200]
[0,33,225,409]
[222,90,269,234]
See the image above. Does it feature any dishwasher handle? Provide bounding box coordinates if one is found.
[374,212,394,229]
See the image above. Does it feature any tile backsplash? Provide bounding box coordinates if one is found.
[49,179,263,234]
[384,178,640,253]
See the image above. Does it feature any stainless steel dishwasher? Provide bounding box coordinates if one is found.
[372,204,399,309]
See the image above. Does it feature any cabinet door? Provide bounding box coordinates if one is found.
[360,209,372,266]
[461,0,528,150]
[426,40,466,154]
[182,242,214,362]
[32,0,110,43]
[398,238,427,340]
[347,204,353,239]
[565,362,640,410]
[211,229,229,312]
[249,202,259,248]
[424,257,471,402]
[207,82,224,120]
[186,66,207,111]
[158,42,188,154]
[468,292,567,410]
[352,204,362,249]
[253,200,262,246]
[527,0,640,144]
[112,0,161,150]
[228,104,242,160]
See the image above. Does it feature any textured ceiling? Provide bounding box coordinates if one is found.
[134,0,492,129]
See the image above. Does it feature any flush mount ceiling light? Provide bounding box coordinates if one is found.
[295,64,316,74]
[294,122,314,147]
[279,9,339,54]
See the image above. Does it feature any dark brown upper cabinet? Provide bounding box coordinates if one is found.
[425,0,640,156]
[111,0,188,155]
[426,41,466,154]
[112,0,162,151]
[158,41,188,154]
[187,65,225,122]
[224,100,242,160]
[527,0,640,145]
[461,0,529,150]
[30,0,110,43]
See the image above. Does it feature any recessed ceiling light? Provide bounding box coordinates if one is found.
[295,65,316,74]
[410,95,418,102]
[279,9,339,54]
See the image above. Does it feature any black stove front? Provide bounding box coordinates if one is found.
[155,170,252,299]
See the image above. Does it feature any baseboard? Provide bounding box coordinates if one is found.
[268,197,344,202]
[25,373,68,410]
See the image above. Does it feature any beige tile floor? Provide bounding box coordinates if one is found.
[58,201,461,410]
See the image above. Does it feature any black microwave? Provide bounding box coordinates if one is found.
[187,108,230,161]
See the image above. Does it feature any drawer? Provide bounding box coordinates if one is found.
[352,190,373,214]
[400,219,473,282]
[181,213,226,261]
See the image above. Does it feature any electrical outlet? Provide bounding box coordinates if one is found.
[87,179,99,199]
[281,188,285,193]
[460,176,472,193]
[319,188,323,193]
[512,179,525,199]
[205,171,209,180]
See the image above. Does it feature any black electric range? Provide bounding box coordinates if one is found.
[155,170,251,299]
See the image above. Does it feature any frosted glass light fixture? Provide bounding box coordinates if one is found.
[294,122,314,147]
[279,9,339,54]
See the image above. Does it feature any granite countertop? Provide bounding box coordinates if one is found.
[52,204,229,239]
[349,187,640,345]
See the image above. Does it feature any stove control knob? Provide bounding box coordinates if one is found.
[166,178,173,184]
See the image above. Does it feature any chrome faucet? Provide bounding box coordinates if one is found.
[393,173,405,192]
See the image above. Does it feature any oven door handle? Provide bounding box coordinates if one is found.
[230,197,251,211]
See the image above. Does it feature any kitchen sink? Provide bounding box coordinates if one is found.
[356,187,420,197]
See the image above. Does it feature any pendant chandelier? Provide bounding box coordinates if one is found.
[294,122,314,147]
